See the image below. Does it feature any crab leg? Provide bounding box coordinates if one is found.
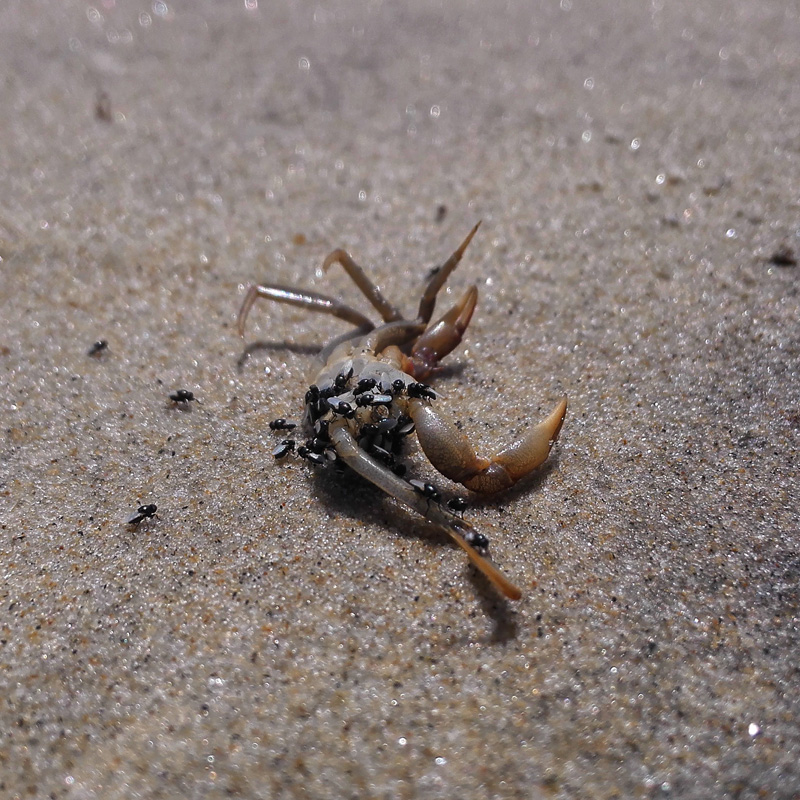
[329,423,522,600]
[409,396,568,494]
[323,249,404,322]
[416,222,481,323]
[237,284,374,337]
[364,320,427,353]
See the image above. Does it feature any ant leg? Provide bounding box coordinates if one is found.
[417,222,481,323]
[323,249,404,322]
[237,284,374,338]
[404,285,478,379]
[329,423,522,600]
[409,396,567,494]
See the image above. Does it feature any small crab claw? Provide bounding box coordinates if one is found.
[410,396,568,494]
[405,286,478,380]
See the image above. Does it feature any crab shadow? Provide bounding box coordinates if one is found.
[238,341,470,380]
[237,340,321,373]
[307,465,519,642]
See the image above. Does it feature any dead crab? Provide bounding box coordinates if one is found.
[237,223,567,600]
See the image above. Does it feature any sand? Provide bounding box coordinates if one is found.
[1,1,799,798]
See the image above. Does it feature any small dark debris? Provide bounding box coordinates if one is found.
[435,204,447,223]
[87,340,108,356]
[426,264,442,280]
[95,90,112,123]
[768,246,797,267]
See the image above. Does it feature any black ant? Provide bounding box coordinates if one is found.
[465,531,490,552]
[354,378,377,395]
[272,440,295,459]
[169,389,197,404]
[334,368,353,391]
[407,383,436,400]
[447,497,468,516]
[297,446,325,465]
[269,418,297,431]
[126,504,158,525]
[327,397,355,418]
[409,479,441,504]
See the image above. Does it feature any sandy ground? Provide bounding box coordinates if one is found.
[1,1,799,798]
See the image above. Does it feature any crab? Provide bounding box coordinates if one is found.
[237,223,567,600]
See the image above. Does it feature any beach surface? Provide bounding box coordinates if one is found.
[1,2,799,797]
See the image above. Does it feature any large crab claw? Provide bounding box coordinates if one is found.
[409,396,568,494]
